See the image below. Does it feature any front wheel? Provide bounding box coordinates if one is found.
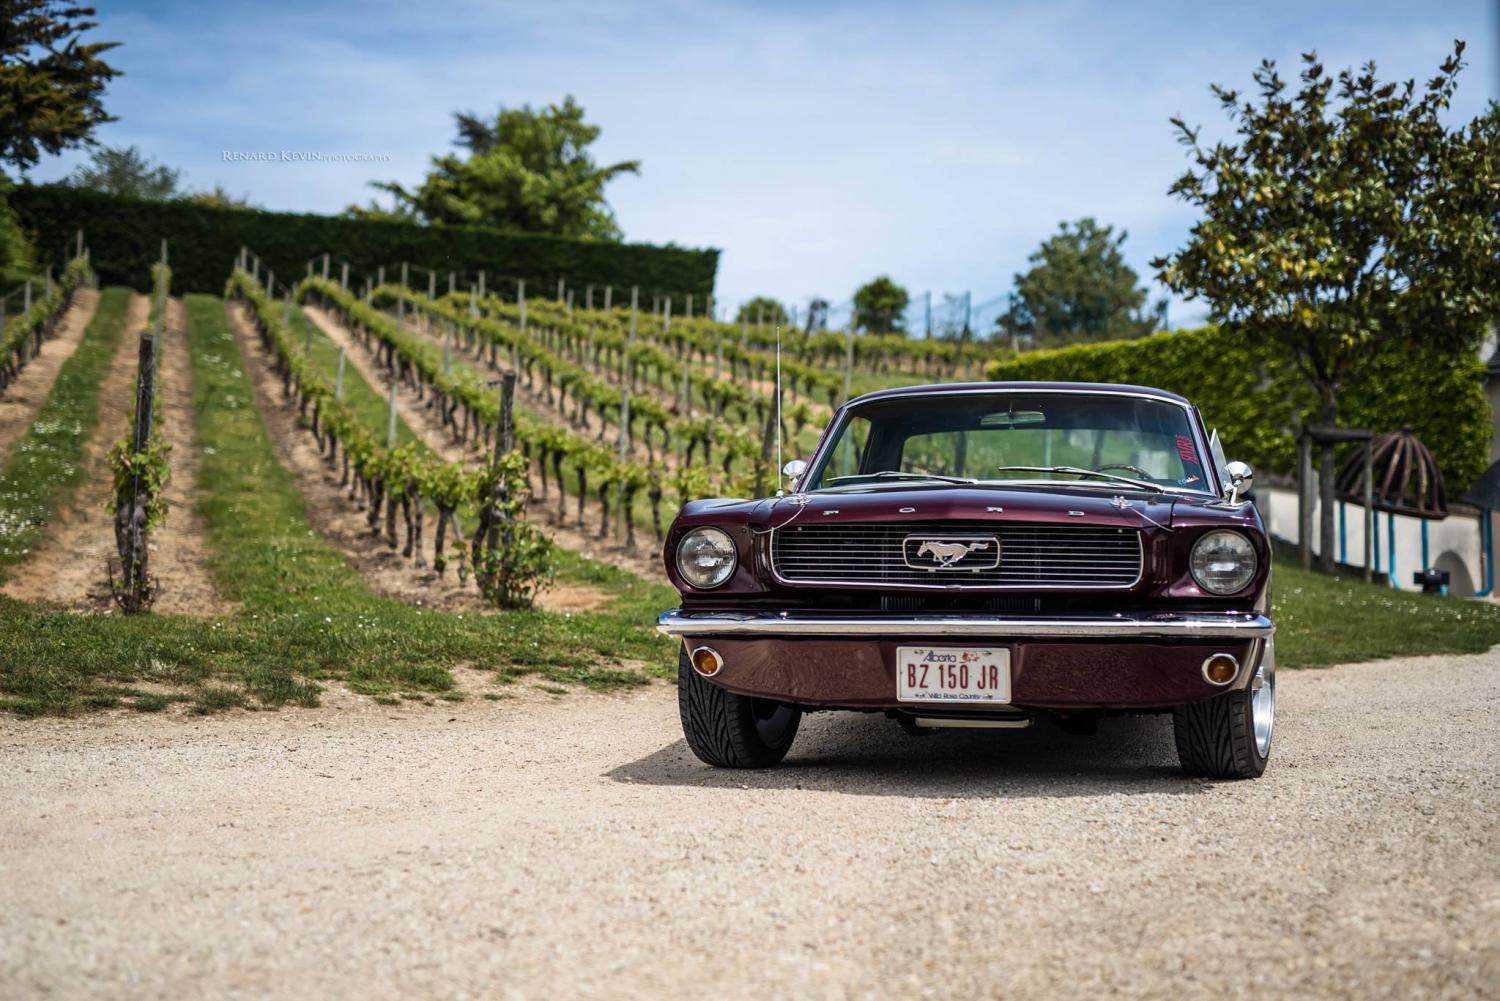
[1173,638,1275,779]
[678,647,801,768]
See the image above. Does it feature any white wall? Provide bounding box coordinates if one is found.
[1258,484,1496,595]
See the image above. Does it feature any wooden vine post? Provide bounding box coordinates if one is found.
[475,372,516,597]
[843,308,857,405]
[618,390,631,544]
[514,280,525,370]
[115,332,157,610]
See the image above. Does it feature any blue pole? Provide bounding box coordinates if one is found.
[1420,519,1430,573]
[1339,501,1347,565]
[1477,515,1494,598]
[1388,512,1398,589]
[1374,508,1381,575]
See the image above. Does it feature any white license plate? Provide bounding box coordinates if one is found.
[896,647,1011,703]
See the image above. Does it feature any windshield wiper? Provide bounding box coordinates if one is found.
[826,470,978,486]
[993,465,1167,493]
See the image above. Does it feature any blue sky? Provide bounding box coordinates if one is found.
[25,0,1498,329]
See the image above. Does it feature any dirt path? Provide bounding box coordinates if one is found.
[2,294,148,610]
[0,289,100,465]
[2,297,227,614]
[2,649,1496,999]
[302,304,663,582]
[149,299,230,616]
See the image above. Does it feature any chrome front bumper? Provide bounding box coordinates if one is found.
[657,610,1274,640]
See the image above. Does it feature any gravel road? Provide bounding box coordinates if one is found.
[2,649,1496,999]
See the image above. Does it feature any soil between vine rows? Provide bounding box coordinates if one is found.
[0,289,99,466]
[148,298,231,615]
[227,300,494,613]
[2,296,226,614]
[2,294,150,610]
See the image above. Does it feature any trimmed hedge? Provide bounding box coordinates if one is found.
[985,327,1492,492]
[11,183,719,303]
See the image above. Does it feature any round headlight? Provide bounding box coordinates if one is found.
[675,527,737,589]
[1190,530,1258,595]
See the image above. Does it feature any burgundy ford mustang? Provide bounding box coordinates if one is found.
[658,382,1275,779]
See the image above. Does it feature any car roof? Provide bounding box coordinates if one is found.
[846,381,1193,408]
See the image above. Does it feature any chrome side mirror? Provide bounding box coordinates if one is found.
[781,458,808,490]
[1224,460,1253,504]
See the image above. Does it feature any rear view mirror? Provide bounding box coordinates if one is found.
[980,410,1045,429]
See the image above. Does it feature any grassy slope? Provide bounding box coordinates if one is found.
[0,296,674,716]
[0,288,132,579]
[1272,559,1500,668]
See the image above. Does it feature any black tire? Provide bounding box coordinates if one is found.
[1172,687,1268,779]
[678,647,801,768]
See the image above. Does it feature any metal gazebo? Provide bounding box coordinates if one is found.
[1335,428,1449,590]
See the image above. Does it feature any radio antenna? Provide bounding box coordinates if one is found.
[774,325,783,498]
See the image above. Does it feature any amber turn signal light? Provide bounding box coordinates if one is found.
[689,646,724,677]
[1201,653,1239,686]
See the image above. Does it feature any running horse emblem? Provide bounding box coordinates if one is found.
[916,540,989,568]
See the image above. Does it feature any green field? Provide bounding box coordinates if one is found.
[1272,559,1500,668]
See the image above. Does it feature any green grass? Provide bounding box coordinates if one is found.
[1271,557,1500,668]
[292,305,428,451]
[0,288,133,579]
[0,295,676,717]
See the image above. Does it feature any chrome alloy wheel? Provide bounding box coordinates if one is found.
[1250,635,1276,757]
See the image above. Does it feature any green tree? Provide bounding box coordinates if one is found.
[853,275,908,333]
[0,180,34,285]
[735,296,788,325]
[186,183,257,210]
[0,1,120,174]
[1155,43,1500,573]
[999,218,1160,348]
[0,2,119,284]
[66,144,181,199]
[354,96,639,240]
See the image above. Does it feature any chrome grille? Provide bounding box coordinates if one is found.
[770,521,1143,589]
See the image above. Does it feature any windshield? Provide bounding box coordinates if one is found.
[806,391,1211,492]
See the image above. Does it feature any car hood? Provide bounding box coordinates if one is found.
[680,484,1216,530]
